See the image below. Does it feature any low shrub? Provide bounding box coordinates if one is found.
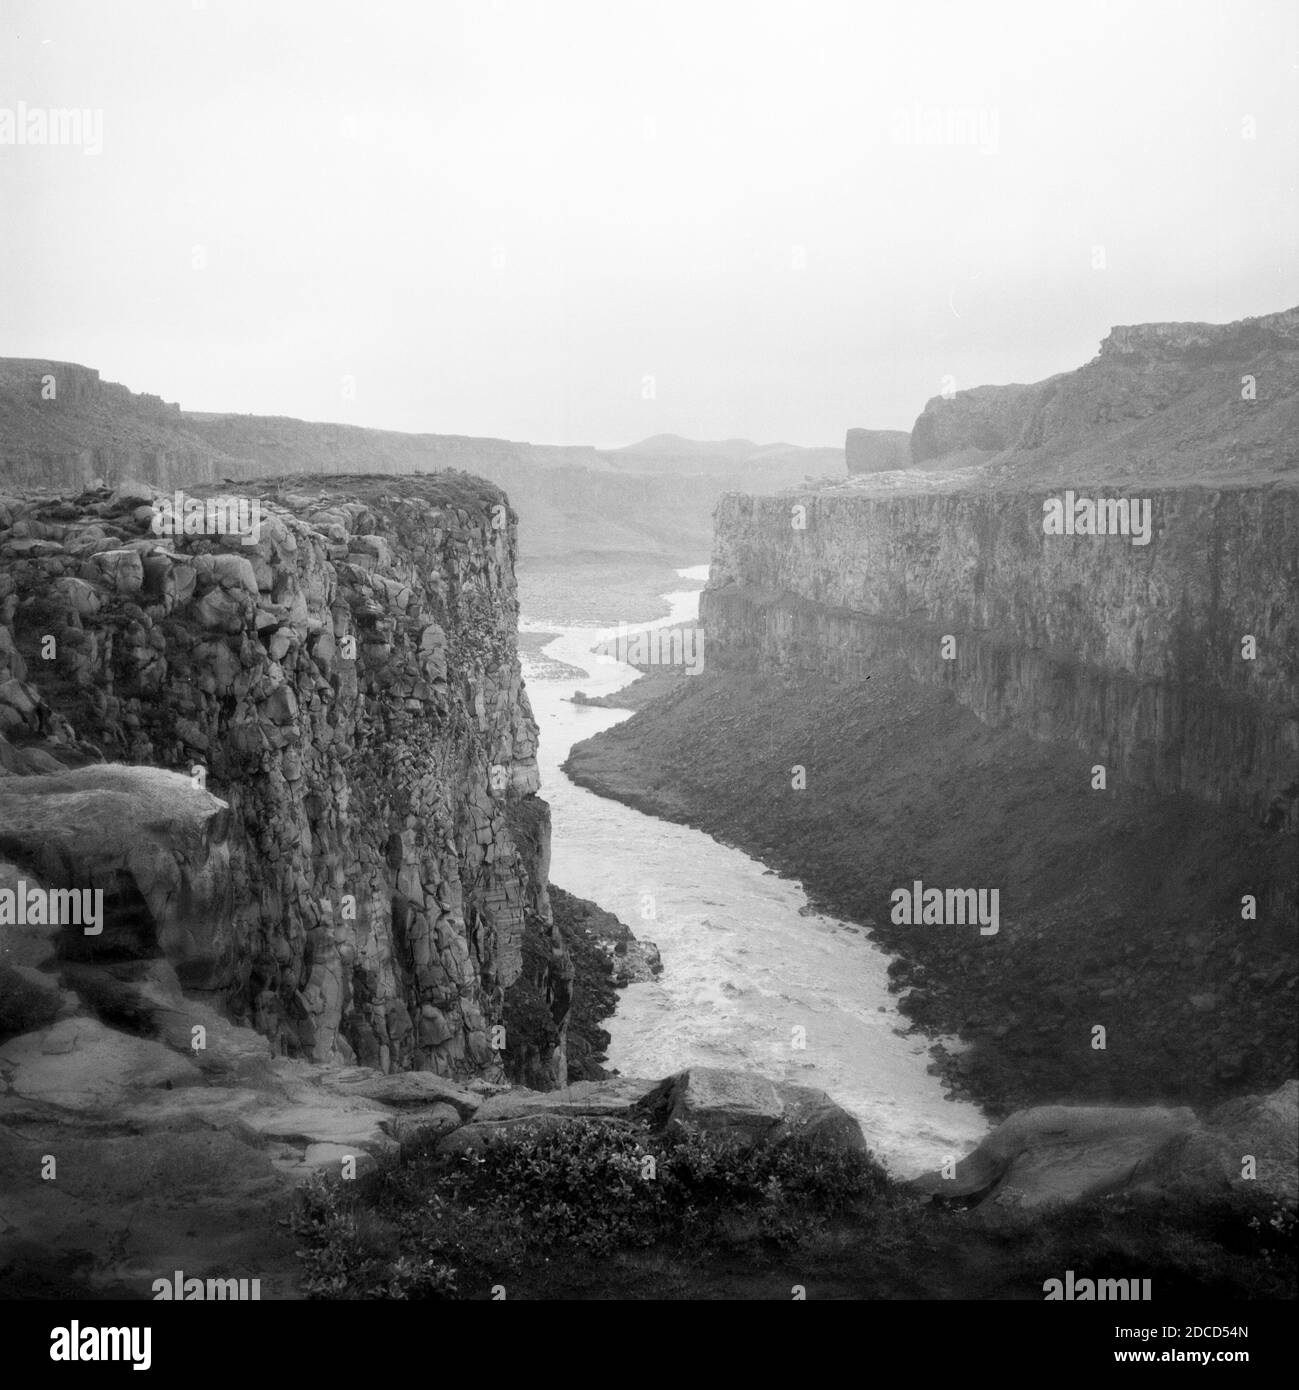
[291,1119,890,1296]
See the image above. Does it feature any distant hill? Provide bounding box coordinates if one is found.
[610,433,843,483]
[0,359,843,621]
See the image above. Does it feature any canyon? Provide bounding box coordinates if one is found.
[0,304,1295,1299]
[567,306,1299,1115]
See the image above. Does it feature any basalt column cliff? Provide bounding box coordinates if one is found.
[0,474,570,1086]
[704,486,1299,834]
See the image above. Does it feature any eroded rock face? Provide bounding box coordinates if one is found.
[0,474,564,1084]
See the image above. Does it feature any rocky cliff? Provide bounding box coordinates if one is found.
[907,305,1299,484]
[0,474,568,1085]
[704,485,1299,832]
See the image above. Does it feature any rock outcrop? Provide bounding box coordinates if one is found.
[0,474,565,1085]
[908,305,1299,483]
[550,886,662,987]
[910,382,1049,463]
[908,1080,1298,1213]
[844,428,911,474]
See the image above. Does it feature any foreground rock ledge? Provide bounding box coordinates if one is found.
[907,1081,1298,1213]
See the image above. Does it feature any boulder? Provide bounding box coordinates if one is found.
[637,1067,870,1152]
[109,479,159,508]
[0,764,235,987]
[89,548,145,594]
[904,1093,1299,1212]
[1128,1081,1298,1207]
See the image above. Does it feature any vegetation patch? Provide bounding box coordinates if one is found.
[290,1120,1295,1300]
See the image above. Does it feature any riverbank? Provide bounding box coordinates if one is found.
[563,662,1299,1120]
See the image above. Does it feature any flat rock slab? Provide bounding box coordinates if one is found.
[438,1112,638,1155]
[471,1075,657,1123]
[0,1016,204,1112]
[321,1066,481,1117]
[118,1087,269,1134]
[435,1077,656,1154]
[237,1101,399,1155]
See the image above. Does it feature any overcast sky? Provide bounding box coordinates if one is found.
[2,0,1296,446]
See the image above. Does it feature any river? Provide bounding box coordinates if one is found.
[520,566,988,1178]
